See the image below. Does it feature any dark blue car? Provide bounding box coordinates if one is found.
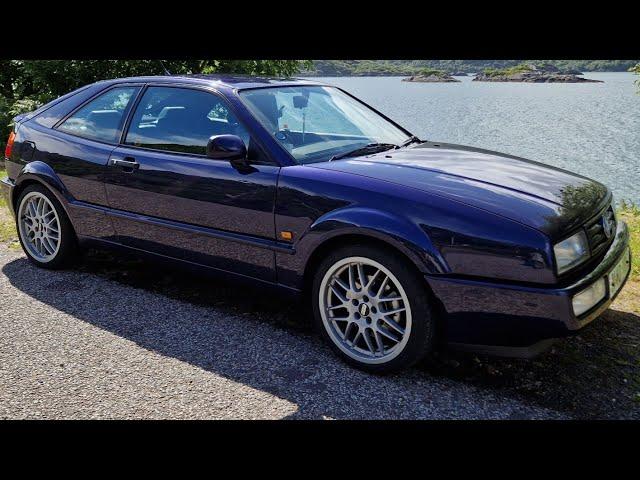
[1,75,631,372]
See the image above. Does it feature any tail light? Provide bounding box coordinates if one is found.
[5,131,15,159]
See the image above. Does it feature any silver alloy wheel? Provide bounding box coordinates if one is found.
[17,191,61,263]
[319,256,412,365]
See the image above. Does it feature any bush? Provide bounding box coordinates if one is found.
[482,64,534,77]
[631,63,640,91]
[416,68,448,77]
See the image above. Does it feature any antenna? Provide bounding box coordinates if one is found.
[158,60,171,76]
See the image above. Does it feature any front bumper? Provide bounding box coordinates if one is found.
[427,220,631,355]
[1,176,15,217]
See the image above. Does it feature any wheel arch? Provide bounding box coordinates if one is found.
[303,233,416,291]
[299,206,448,289]
[12,161,71,216]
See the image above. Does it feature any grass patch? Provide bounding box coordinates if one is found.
[0,168,6,206]
[0,168,18,246]
[618,202,639,281]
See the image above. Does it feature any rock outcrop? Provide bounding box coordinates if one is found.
[473,63,600,83]
[402,73,460,83]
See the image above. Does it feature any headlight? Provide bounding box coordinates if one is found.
[572,278,606,316]
[554,230,589,274]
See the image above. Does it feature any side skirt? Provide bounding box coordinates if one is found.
[71,200,295,254]
[77,235,303,298]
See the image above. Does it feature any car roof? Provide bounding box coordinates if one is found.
[104,74,327,91]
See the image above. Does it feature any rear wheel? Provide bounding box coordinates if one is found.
[16,184,78,269]
[312,244,435,373]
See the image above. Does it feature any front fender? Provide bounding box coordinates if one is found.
[300,206,449,275]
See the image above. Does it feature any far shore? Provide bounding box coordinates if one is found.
[300,71,627,77]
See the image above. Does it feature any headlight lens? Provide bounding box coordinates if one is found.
[554,230,589,274]
[572,278,606,316]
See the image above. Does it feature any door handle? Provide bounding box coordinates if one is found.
[109,156,139,172]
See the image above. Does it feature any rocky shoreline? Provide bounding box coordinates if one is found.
[473,63,603,83]
[473,72,602,83]
[402,73,459,83]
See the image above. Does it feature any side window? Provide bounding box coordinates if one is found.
[57,87,138,143]
[124,87,251,156]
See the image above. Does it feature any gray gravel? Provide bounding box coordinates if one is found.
[0,247,568,419]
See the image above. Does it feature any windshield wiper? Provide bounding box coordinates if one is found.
[329,143,398,162]
[398,136,422,148]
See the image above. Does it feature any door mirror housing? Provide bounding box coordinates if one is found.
[206,135,247,162]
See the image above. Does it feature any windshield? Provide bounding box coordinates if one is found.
[239,86,411,164]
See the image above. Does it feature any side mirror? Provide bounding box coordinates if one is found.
[206,135,247,162]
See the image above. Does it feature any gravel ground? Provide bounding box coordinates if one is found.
[0,245,638,419]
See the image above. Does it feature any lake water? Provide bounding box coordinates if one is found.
[308,73,640,203]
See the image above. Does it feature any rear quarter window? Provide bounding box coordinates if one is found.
[56,87,139,143]
[31,83,111,129]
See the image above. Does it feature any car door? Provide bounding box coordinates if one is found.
[103,85,279,282]
[43,84,141,239]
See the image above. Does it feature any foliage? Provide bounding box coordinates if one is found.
[0,96,10,146]
[16,60,310,99]
[631,63,640,91]
[415,68,449,78]
[0,60,311,150]
[352,61,412,76]
[0,168,17,245]
[0,211,15,244]
[481,63,534,77]
[304,60,412,76]
[618,201,640,279]
[303,60,415,76]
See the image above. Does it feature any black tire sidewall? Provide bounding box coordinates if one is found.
[15,184,77,269]
[311,243,435,374]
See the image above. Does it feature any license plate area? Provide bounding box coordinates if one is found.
[608,247,631,297]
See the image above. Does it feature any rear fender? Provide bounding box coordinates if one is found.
[12,161,72,216]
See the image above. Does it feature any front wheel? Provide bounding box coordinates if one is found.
[16,184,78,269]
[312,244,436,373]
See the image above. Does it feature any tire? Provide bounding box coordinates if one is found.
[312,243,435,373]
[15,184,79,269]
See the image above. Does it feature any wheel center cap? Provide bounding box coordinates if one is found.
[358,303,370,317]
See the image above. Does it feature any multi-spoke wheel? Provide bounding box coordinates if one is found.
[313,245,435,373]
[16,184,78,269]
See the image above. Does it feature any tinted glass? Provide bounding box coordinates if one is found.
[125,87,250,155]
[33,84,96,128]
[57,87,137,143]
[239,86,410,164]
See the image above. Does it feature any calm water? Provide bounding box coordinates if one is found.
[309,73,640,203]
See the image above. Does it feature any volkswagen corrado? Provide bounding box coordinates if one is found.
[1,75,631,372]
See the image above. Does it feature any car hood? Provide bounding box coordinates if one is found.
[310,142,610,238]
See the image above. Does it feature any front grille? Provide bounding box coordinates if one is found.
[585,206,616,256]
